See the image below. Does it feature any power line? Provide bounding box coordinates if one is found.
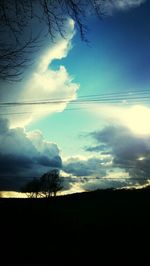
[1,95,150,107]
[0,89,150,115]
[1,89,150,106]
[0,98,150,115]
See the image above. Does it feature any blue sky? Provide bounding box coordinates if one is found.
[1,0,150,194]
[51,1,150,94]
[28,0,150,156]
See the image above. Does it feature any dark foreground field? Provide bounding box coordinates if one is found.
[1,188,150,264]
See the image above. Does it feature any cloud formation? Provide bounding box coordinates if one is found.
[99,0,146,14]
[63,155,109,177]
[0,119,62,190]
[1,19,79,128]
[88,125,150,185]
[0,19,80,192]
[91,104,150,136]
[81,178,128,191]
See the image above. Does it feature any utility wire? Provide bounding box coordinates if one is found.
[1,95,150,107]
[1,89,150,106]
[1,89,150,115]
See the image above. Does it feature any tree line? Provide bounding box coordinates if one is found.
[22,169,63,198]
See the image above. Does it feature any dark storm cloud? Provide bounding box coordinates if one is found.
[63,156,108,177]
[89,125,150,184]
[0,153,34,174]
[91,125,150,163]
[36,155,62,168]
[0,119,62,190]
[85,144,108,153]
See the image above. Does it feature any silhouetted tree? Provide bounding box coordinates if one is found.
[40,169,62,197]
[0,0,104,81]
[22,178,41,198]
[22,169,63,198]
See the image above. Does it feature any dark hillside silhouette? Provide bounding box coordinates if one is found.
[0,187,150,264]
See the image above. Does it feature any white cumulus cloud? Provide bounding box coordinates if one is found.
[2,19,79,128]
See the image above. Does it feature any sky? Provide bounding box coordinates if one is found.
[1,0,150,196]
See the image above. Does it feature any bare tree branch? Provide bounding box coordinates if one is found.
[0,0,104,81]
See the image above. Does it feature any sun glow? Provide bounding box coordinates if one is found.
[138,156,145,161]
[121,105,150,135]
[94,104,150,136]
